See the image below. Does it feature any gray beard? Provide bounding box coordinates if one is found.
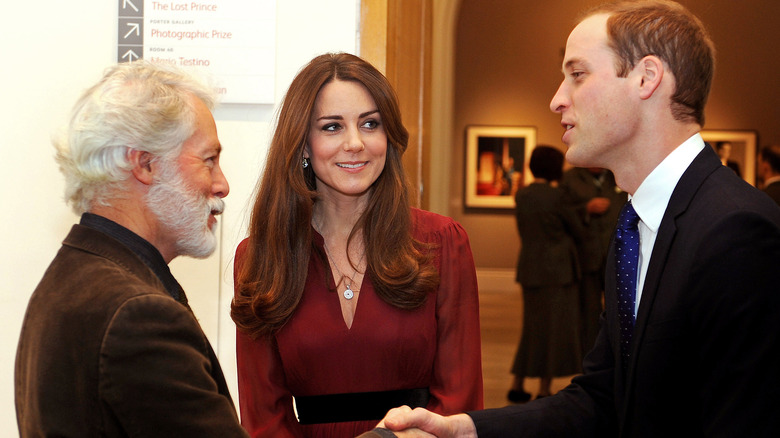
[146,162,223,259]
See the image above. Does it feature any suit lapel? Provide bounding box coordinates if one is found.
[626,145,722,374]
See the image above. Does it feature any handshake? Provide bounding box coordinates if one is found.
[360,406,477,438]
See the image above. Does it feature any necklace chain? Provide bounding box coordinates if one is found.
[315,216,364,300]
[322,240,362,300]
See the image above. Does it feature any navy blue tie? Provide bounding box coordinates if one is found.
[615,201,640,367]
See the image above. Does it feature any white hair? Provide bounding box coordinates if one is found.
[54,60,218,214]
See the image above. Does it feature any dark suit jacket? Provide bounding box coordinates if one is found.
[15,224,249,437]
[514,182,584,287]
[763,180,780,205]
[470,146,780,437]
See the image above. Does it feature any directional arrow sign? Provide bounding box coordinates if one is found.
[123,0,140,13]
[121,49,141,62]
[124,22,140,38]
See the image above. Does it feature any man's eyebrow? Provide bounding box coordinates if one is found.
[205,144,222,156]
[563,58,585,72]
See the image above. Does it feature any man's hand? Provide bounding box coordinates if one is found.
[377,406,478,438]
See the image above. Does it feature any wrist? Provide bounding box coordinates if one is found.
[454,413,479,438]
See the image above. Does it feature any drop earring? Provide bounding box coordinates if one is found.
[302,157,309,168]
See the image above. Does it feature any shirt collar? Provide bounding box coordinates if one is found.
[630,133,705,233]
[764,175,780,186]
[80,212,186,305]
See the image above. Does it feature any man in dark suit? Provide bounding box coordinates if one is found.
[377,1,780,436]
[759,144,780,205]
[15,61,250,437]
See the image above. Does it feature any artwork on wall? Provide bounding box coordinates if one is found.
[464,125,536,209]
[701,130,759,186]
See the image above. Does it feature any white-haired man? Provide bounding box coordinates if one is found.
[15,61,249,437]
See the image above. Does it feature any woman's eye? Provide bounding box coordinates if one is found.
[323,123,341,132]
[362,119,379,129]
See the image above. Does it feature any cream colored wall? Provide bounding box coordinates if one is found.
[1,1,358,434]
[428,0,460,216]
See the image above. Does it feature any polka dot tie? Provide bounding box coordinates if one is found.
[615,201,640,368]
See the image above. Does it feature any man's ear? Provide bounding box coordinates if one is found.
[637,55,664,100]
[128,149,155,185]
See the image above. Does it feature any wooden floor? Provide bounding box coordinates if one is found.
[478,289,577,409]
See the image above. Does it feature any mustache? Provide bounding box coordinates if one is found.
[207,196,225,215]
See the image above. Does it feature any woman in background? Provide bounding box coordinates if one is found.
[231,53,482,438]
[508,145,584,402]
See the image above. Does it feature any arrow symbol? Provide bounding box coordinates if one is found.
[122,50,140,62]
[123,0,139,12]
[124,22,140,38]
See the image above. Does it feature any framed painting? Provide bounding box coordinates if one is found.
[465,125,536,209]
[701,130,758,186]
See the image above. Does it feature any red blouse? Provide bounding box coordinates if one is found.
[235,208,483,438]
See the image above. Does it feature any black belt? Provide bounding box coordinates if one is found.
[295,387,430,424]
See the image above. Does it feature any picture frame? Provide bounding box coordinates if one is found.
[700,130,759,186]
[465,125,536,209]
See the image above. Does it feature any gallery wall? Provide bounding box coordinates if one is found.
[449,0,780,272]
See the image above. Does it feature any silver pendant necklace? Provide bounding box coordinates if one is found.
[322,240,362,300]
[343,282,355,300]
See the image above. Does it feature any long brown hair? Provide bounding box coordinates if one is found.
[231,53,439,338]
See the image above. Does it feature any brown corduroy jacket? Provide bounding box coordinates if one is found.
[15,224,249,437]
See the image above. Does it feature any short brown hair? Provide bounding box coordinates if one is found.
[584,0,715,125]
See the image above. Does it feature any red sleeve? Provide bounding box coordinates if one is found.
[234,240,302,438]
[425,220,484,414]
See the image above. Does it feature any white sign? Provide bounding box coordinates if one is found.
[118,0,276,104]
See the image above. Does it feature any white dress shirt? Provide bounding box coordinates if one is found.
[629,133,705,317]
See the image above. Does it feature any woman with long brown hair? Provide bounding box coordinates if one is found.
[231,53,483,437]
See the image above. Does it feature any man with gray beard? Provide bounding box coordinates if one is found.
[15,61,249,437]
